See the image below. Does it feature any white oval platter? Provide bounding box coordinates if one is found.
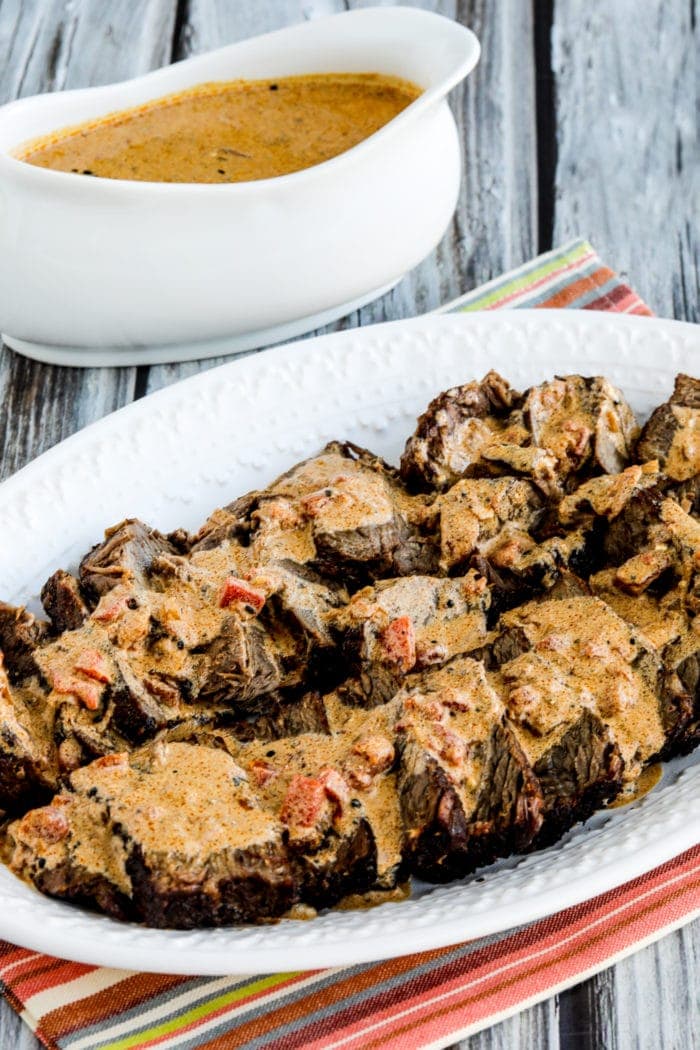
[0,309,699,975]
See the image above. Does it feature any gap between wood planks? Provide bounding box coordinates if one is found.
[533,0,557,254]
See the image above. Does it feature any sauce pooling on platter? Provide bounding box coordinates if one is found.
[16,73,421,183]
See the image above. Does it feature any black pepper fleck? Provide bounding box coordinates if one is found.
[269,84,278,91]
[351,798,362,808]
[266,749,276,758]
[126,598,139,610]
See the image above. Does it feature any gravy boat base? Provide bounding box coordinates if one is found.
[2,280,399,367]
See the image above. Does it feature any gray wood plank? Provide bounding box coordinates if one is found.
[460,996,560,1050]
[551,3,699,1046]
[607,927,699,1050]
[0,0,178,480]
[558,924,700,1050]
[549,0,699,322]
[0,1003,37,1050]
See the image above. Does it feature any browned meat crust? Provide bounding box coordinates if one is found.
[400,371,524,492]
[41,571,89,632]
[79,519,181,605]
[0,603,49,683]
[636,374,700,481]
[529,710,623,848]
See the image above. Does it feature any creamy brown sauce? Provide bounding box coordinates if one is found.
[17,74,421,184]
[334,882,411,911]
[71,743,277,857]
[437,478,540,571]
[607,763,663,808]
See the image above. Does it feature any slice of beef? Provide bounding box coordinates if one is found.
[558,464,659,528]
[41,570,89,633]
[8,744,296,928]
[436,477,545,574]
[0,602,49,683]
[8,792,134,921]
[189,491,263,552]
[294,445,434,584]
[605,496,700,594]
[636,374,700,481]
[227,690,409,897]
[523,375,639,480]
[603,482,668,565]
[252,560,347,648]
[292,812,377,910]
[229,730,381,905]
[331,572,491,706]
[674,474,700,520]
[470,516,601,619]
[672,374,700,408]
[79,519,180,606]
[196,616,291,711]
[109,656,185,743]
[195,443,436,586]
[528,708,623,848]
[490,597,687,836]
[591,522,700,759]
[400,371,526,492]
[214,687,330,742]
[395,658,543,881]
[477,443,562,499]
[52,699,126,772]
[0,657,58,812]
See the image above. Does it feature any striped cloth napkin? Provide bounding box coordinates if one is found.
[1,237,675,1050]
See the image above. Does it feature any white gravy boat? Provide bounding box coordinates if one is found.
[0,7,479,366]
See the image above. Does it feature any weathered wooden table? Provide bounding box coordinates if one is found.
[0,2,698,1047]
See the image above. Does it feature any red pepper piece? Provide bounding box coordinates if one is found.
[49,671,103,711]
[219,576,266,612]
[74,648,111,684]
[379,615,416,672]
[279,774,328,828]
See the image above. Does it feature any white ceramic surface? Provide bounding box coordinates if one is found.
[0,310,699,975]
[0,7,479,365]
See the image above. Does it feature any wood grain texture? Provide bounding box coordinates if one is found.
[0,1004,37,1050]
[549,0,699,322]
[549,4,700,1046]
[461,997,560,1050]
